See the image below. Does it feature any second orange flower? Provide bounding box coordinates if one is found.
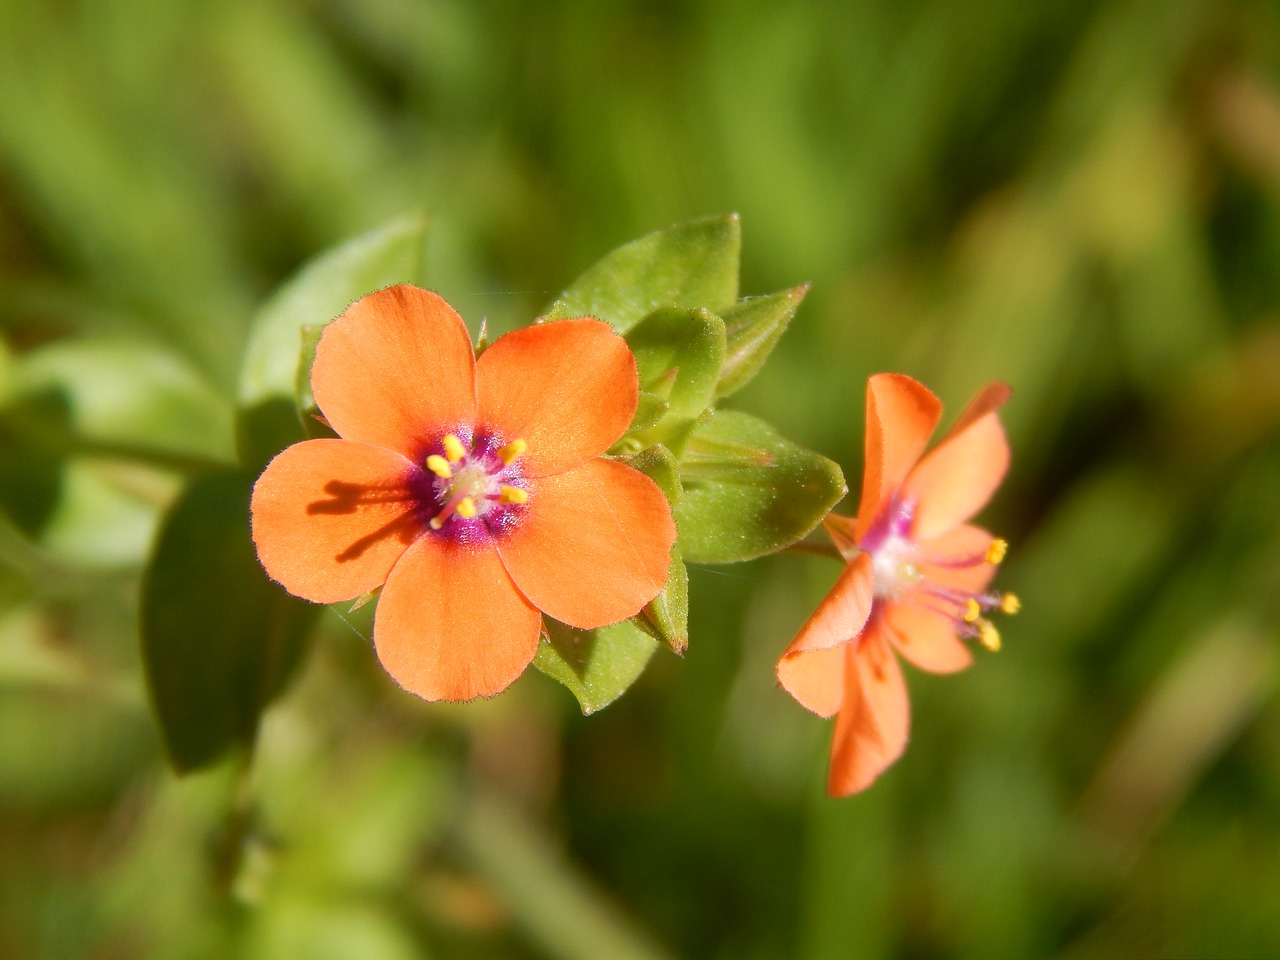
[777,373,1018,796]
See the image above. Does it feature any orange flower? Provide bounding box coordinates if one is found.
[251,285,676,702]
[777,373,1017,796]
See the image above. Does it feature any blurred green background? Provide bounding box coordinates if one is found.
[3,0,1280,957]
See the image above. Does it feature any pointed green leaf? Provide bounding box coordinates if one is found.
[537,300,577,323]
[676,410,846,564]
[621,443,686,653]
[534,619,659,715]
[716,284,809,398]
[624,443,680,503]
[237,213,428,470]
[625,306,726,426]
[294,322,337,440]
[552,214,741,333]
[294,323,324,420]
[141,470,317,773]
[628,391,670,435]
[638,548,689,656]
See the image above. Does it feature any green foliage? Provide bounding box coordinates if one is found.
[238,213,429,469]
[676,410,846,563]
[530,218,834,709]
[624,444,688,655]
[4,2,1280,958]
[625,306,726,432]
[545,214,741,333]
[716,285,808,399]
[140,471,316,772]
[535,620,660,716]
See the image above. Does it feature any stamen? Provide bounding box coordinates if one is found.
[986,538,1008,565]
[443,434,467,463]
[499,485,528,505]
[977,621,1001,652]
[455,496,477,519]
[1000,593,1021,615]
[425,454,453,479]
[429,503,454,530]
[497,438,527,466]
[963,598,982,623]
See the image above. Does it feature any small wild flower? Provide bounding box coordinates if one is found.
[777,373,1018,795]
[251,284,676,702]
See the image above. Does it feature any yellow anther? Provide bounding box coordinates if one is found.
[456,496,477,519]
[963,598,982,623]
[425,454,453,479]
[986,538,1008,565]
[977,621,1002,652]
[443,434,467,462]
[499,485,528,505]
[497,438,527,466]
[1000,593,1021,615]
[429,514,446,531]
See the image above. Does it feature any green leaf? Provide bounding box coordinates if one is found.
[638,547,689,656]
[140,470,317,773]
[625,306,726,424]
[293,322,338,441]
[622,443,687,653]
[534,619,659,715]
[676,410,846,564]
[716,284,809,399]
[293,323,324,421]
[551,214,741,333]
[628,391,670,434]
[237,213,428,470]
[11,336,236,466]
[0,338,229,567]
[624,443,680,503]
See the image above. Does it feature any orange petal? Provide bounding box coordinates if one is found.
[496,458,675,629]
[310,285,477,458]
[251,439,423,604]
[374,537,542,701]
[883,600,973,674]
[827,623,910,797]
[476,319,638,477]
[942,381,1011,438]
[780,552,874,657]
[777,644,847,719]
[918,523,998,594]
[901,395,1009,542]
[854,374,943,542]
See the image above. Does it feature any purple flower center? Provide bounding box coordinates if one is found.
[419,428,530,545]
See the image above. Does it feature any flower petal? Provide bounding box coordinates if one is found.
[883,600,973,674]
[827,623,910,797]
[943,381,1011,437]
[496,458,675,629]
[310,285,477,458]
[780,552,874,657]
[854,374,943,542]
[374,537,542,701]
[919,523,999,594]
[777,644,847,719]
[476,319,638,477]
[901,388,1010,542]
[251,438,423,604]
